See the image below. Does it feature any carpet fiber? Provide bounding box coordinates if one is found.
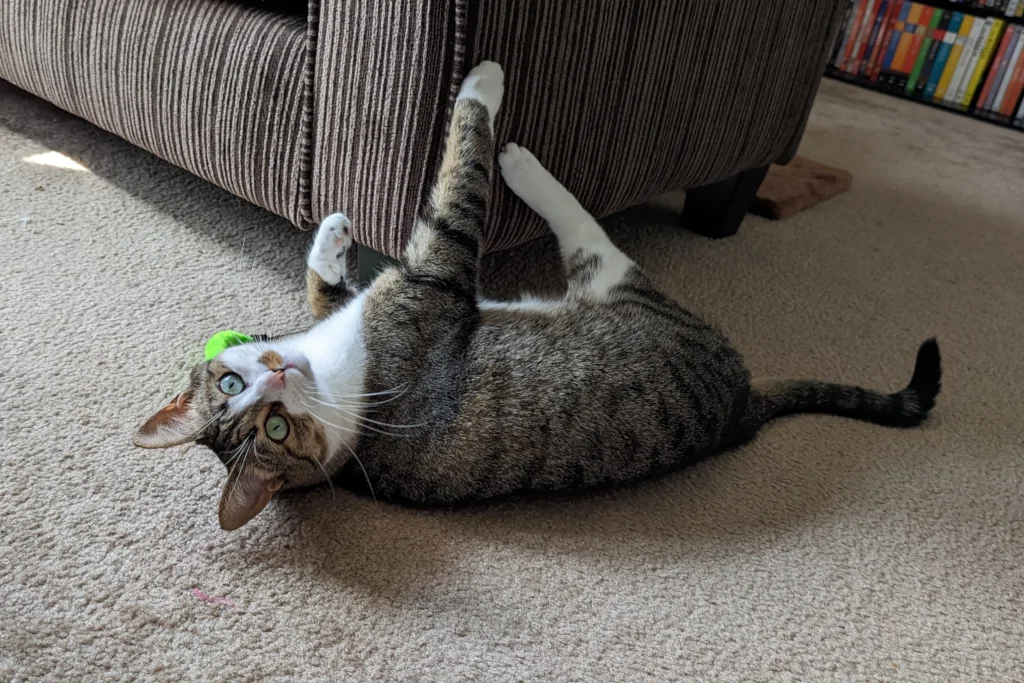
[2,79,1023,682]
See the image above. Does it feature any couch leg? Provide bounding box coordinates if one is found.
[681,166,769,238]
[357,243,399,285]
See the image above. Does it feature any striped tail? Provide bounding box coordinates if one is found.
[746,338,942,429]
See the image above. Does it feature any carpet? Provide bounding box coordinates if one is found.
[1,78,1022,682]
[752,155,853,219]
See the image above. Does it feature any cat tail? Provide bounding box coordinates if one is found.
[743,338,941,430]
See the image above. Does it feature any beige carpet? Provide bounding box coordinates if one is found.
[2,78,1023,682]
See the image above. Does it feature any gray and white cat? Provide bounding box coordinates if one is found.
[134,62,942,530]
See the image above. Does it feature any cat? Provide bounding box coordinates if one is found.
[134,61,942,531]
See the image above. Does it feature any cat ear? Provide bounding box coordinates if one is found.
[133,391,200,448]
[218,469,285,531]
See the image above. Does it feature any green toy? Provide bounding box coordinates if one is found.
[204,330,253,361]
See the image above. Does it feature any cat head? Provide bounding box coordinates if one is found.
[134,342,345,530]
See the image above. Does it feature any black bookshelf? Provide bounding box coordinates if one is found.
[827,1,1024,133]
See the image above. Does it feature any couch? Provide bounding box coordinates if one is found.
[0,0,845,271]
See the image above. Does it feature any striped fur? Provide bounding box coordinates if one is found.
[318,62,940,507]
[136,61,940,530]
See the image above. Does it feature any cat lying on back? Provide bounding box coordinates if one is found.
[134,61,941,531]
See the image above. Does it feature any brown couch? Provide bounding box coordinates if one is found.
[0,0,845,270]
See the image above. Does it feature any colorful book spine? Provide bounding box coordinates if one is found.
[962,19,1005,107]
[993,27,1024,114]
[842,0,873,72]
[946,17,986,104]
[935,14,975,101]
[900,5,935,90]
[860,0,892,77]
[851,0,883,73]
[891,3,924,88]
[880,2,913,85]
[872,0,906,80]
[978,25,1017,112]
[910,10,951,96]
[997,30,1024,116]
[924,13,965,99]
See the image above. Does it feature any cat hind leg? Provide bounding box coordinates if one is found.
[498,144,635,302]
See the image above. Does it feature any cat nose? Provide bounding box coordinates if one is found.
[268,369,287,389]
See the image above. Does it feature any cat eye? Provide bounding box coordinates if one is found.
[218,373,245,395]
[265,414,289,442]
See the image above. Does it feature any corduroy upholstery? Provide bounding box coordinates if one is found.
[0,0,845,256]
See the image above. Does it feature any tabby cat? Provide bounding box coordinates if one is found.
[134,62,942,530]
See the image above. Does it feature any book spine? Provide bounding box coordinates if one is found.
[993,27,1024,113]
[980,25,1016,112]
[962,19,1004,107]
[842,0,872,71]
[849,0,881,73]
[880,1,912,85]
[937,13,974,101]
[894,3,925,89]
[860,0,891,76]
[900,5,935,90]
[912,10,952,96]
[874,0,906,80]
[925,13,964,99]
[997,29,1024,115]
[946,18,984,103]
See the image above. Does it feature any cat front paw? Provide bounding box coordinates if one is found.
[457,61,504,127]
[308,213,352,285]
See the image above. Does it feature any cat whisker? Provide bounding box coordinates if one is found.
[310,455,336,500]
[299,399,418,439]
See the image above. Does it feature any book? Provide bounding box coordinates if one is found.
[910,10,952,96]
[900,5,935,90]
[993,28,1024,113]
[881,2,914,86]
[979,25,1018,112]
[860,0,892,77]
[935,14,975,101]
[997,31,1024,116]
[962,19,1005,107]
[946,17,986,104]
[873,0,907,80]
[843,0,874,72]
[924,13,965,99]
[890,3,924,88]
[850,0,882,73]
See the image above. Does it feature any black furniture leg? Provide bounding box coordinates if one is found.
[356,243,399,285]
[681,165,769,238]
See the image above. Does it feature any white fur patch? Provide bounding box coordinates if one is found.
[456,61,504,129]
[307,213,352,285]
[499,143,635,302]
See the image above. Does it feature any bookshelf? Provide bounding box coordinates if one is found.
[825,0,1024,132]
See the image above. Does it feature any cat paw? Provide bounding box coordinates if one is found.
[457,61,504,127]
[308,213,352,285]
[499,142,559,210]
